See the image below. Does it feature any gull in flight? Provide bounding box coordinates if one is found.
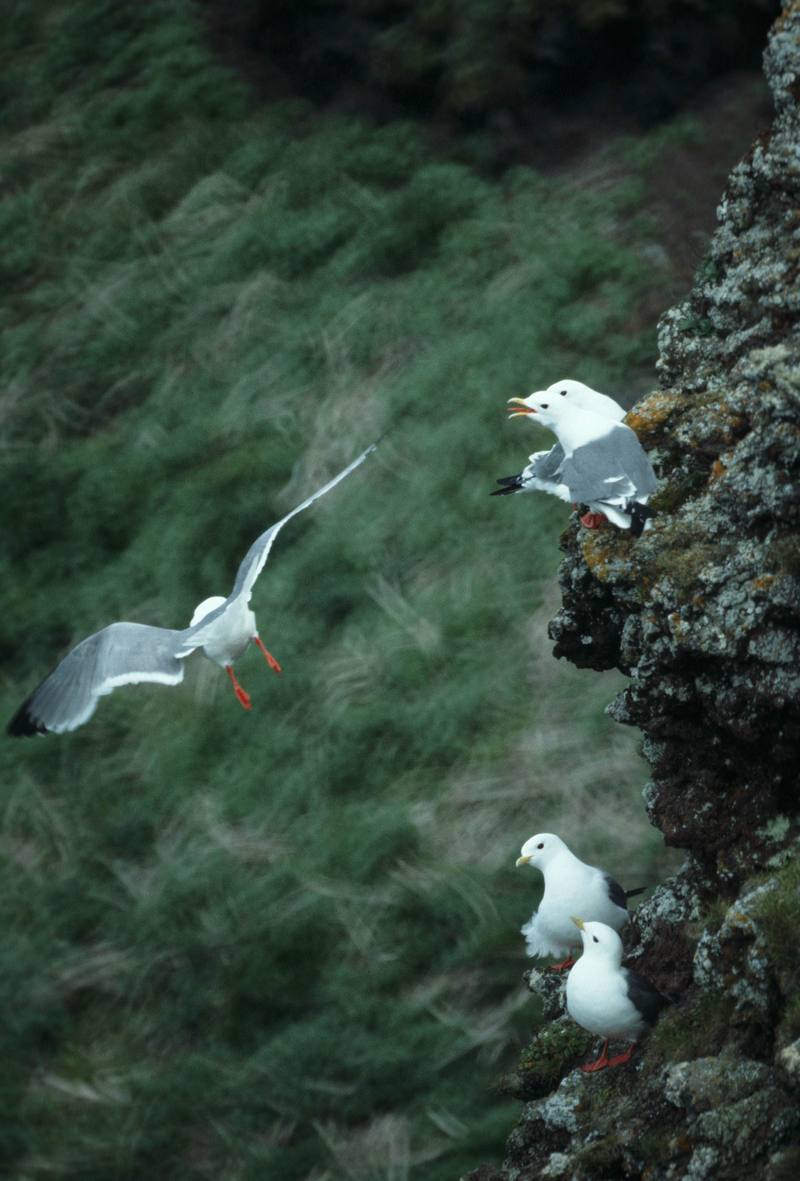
[8,445,377,736]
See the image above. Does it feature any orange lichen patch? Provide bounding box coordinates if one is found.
[710,459,727,482]
[751,575,776,592]
[581,532,615,581]
[580,528,638,586]
[625,390,683,442]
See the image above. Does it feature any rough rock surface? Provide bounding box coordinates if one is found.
[467,4,800,1178]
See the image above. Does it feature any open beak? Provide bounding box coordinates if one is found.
[515,854,532,867]
[571,916,585,931]
[507,396,536,418]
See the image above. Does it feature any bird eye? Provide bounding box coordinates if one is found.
[592,936,599,943]
[560,389,567,396]
[536,842,544,849]
[540,403,548,409]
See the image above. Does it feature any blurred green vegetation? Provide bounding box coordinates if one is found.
[0,2,687,1178]
[199,0,776,139]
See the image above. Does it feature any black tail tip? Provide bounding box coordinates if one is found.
[629,502,655,538]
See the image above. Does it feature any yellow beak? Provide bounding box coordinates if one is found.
[571,916,585,930]
[507,396,535,418]
[515,854,532,867]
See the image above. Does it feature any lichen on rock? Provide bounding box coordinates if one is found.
[466,3,800,1177]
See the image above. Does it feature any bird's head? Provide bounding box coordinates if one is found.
[515,832,566,872]
[570,917,623,965]
[507,379,614,429]
[507,392,560,429]
[190,596,227,627]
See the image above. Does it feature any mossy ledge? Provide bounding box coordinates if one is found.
[467,4,800,1178]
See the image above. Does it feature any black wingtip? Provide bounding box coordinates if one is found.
[491,474,523,496]
[624,886,647,899]
[6,698,48,737]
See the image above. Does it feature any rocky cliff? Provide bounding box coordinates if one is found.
[468,4,800,1178]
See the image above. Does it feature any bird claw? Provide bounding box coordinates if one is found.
[607,1046,636,1068]
[234,686,252,710]
[253,635,282,674]
[581,1056,609,1073]
[579,511,608,529]
[581,1038,610,1072]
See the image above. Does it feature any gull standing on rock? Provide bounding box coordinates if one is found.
[494,380,656,534]
[492,378,626,526]
[516,833,644,970]
[566,917,672,1072]
[7,444,377,736]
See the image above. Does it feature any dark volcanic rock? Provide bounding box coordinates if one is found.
[550,4,800,883]
[466,3,800,1179]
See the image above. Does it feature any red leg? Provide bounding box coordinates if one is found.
[581,1039,610,1073]
[580,511,608,529]
[253,634,282,674]
[608,1043,637,1068]
[226,664,252,710]
[548,952,576,972]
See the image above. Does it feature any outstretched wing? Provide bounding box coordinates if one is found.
[230,443,377,603]
[525,444,565,481]
[490,446,569,499]
[7,622,191,736]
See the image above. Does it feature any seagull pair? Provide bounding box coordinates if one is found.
[8,445,377,736]
[516,832,670,1071]
[493,379,657,535]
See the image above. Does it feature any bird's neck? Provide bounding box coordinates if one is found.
[550,413,615,456]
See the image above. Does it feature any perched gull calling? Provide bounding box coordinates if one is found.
[7,445,377,736]
[494,379,656,534]
[492,379,625,524]
[515,833,645,971]
[566,918,672,1072]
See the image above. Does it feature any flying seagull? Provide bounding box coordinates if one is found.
[516,832,645,971]
[566,918,672,1072]
[493,379,655,533]
[8,444,377,736]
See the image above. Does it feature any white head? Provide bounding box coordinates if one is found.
[190,595,227,627]
[507,378,624,427]
[571,917,624,967]
[515,832,571,873]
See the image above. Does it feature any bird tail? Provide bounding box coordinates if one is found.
[491,474,523,497]
[625,886,647,899]
[628,502,655,538]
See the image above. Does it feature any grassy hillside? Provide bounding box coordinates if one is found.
[1,3,686,1178]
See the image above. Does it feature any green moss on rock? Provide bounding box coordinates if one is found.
[500,1019,595,1100]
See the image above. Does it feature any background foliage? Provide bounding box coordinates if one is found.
[199,0,777,154]
[0,1,745,1177]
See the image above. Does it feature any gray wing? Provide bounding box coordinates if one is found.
[525,444,565,481]
[7,622,192,736]
[229,443,377,603]
[561,427,657,504]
